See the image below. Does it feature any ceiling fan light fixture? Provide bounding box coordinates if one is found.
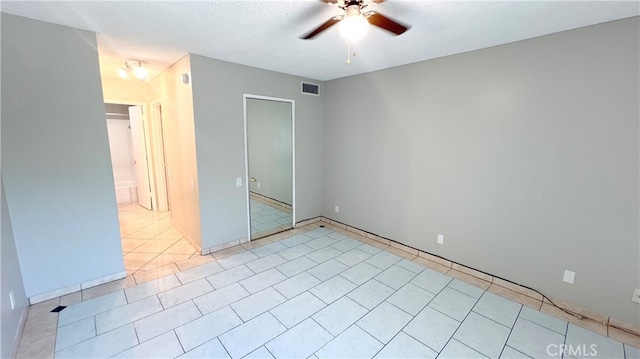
[339,13,369,42]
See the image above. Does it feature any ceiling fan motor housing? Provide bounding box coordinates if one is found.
[345,4,362,17]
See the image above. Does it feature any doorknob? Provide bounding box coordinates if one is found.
[250,177,257,182]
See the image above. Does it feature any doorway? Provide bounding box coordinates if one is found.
[243,95,296,240]
[104,101,170,211]
[105,101,198,274]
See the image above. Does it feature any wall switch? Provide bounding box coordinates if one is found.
[437,234,444,245]
[257,182,260,188]
[236,178,242,187]
[9,290,15,310]
[335,205,339,213]
[633,289,640,304]
[563,270,576,284]
[190,179,194,190]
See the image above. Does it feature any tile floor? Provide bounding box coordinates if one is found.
[118,203,200,275]
[17,224,638,359]
[250,197,292,239]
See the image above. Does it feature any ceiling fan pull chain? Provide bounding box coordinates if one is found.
[347,42,352,65]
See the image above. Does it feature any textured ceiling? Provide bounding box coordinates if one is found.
[1,1,638,81]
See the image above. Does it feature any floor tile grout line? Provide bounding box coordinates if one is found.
[497,304,525,358]
[56,321,139,355]
[437,288,506,358]
[54,228,406,357]
[314,322,385,358]
[517,315,567,337]
[403,276,461,354]
[39,225,633,359]
[364,275,453,355]
[172,329,187,356]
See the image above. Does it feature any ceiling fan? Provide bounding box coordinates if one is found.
[301,0,410,41]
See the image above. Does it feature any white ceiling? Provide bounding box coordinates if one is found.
[1,1,638,81]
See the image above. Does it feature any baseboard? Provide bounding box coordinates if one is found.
[29,270,126,304]
[317,216,640,342]
[11,305,29,359]
[81,271,127,290]
[203,239,242,254]
[171,220,204,255]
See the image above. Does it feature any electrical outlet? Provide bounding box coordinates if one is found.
[335,205,340,213]
[437,234,444,245]
[257,182,260,188]
[9,290,15,310]
[632,288,640,304]
[236,178,242,187]
[563,270,575,284]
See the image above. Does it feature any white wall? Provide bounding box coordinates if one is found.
[1,179,29,359]
[1,14,124,298]
[247,99,293,205]
[150,55,202,247]
[322,17,639,323]
[189,54,324,250]
[102,76,156,104]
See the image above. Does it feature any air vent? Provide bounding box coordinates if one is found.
[301,82,320,96]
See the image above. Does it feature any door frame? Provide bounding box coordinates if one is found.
[150,101,170,211]
[242,94,296,241]
[104,99,158,211]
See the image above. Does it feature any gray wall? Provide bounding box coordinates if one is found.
[1,179,29,359]
[247,99,293,205]
[189,54,324,249]
[322,17,639,323]
[1,14,124,298]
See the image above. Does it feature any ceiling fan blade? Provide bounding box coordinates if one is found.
[366,12,409,36]
[301,17,341,39]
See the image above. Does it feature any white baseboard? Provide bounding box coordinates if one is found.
[29,283,81,305]
[29,271,126,304]
[11,305,29,358]
[81,271,127,290]
[203,239,240,254]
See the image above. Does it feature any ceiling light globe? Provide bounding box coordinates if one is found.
[117,68,128,79]
[133,66,148,80]
[340,15,369,42]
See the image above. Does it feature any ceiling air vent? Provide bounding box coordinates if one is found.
[301,82,320,96]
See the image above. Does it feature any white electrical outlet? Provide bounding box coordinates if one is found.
[335,205,340,213]
[9,290,15,310]
[632,289,640,304]
[437,234,444,245]
[236,178,242,187]
[563,270,576,284]
[257,182,260,188]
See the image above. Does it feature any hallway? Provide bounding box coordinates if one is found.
[118,203,200,276]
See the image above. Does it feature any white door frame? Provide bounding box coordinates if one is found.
[105,99,158,211]
[243,94,296,241]
[150,101,170,211]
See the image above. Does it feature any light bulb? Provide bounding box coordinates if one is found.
[339,15,369,42]
[117,68,128,79]
[133,66,148,80]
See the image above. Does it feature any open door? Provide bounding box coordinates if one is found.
[128,105,153,210]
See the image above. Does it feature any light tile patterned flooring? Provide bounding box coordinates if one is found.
[16,224,638,359]
[118,204,200,276]
[250,198,292,239]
